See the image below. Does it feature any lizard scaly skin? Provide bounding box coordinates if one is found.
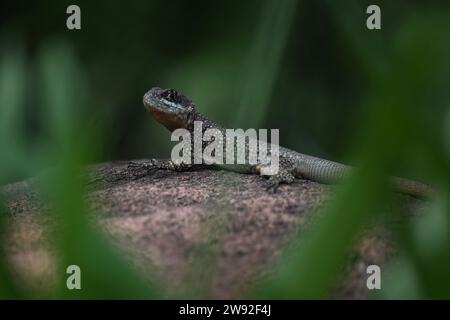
[138,87,432,198]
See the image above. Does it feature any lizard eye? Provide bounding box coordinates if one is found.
[160,89,180,103]
[156,88,195,111]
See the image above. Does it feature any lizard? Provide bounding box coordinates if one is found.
[133,86,432,198]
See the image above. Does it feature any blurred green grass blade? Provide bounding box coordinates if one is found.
[380,192,450,299]
[234,0,298,128]
[40,155,161,299]
[37,41,160,299]
[254,14,450,299]
[445,105,450,157]
[255,166,388,299]
[0,43,27,172]
[413,194,450,298]
[377,255,422,299]
[0,42,27,298]
[37,42,86,145]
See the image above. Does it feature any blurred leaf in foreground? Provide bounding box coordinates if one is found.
[254,12,450,299]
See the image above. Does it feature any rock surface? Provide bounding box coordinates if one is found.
[1,160,407,299]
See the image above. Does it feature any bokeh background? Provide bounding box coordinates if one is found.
[2,0,436,176]
[1,0,450,299]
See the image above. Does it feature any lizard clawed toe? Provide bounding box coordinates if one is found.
[264,170,295,193]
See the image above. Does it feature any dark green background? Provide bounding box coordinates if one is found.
[4,0,444,165]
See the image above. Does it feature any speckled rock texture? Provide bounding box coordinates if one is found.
[1,160,413,299]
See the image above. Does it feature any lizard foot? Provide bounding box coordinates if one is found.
[265,170,295,193]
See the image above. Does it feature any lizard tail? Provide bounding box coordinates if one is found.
[300,155,433,198]
[391,177,433,198]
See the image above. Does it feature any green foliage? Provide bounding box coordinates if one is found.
[0,0,449,299]
[0,41,159,299]
[255,12,450,299]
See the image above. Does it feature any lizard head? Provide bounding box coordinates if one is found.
[143,87,196,131]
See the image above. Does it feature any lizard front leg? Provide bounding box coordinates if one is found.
[265,168,295,193]
[255,157,297,193]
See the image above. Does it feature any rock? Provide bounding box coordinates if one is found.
[1,160,404,298]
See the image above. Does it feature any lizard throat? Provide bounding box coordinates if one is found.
[151,109,192,132]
